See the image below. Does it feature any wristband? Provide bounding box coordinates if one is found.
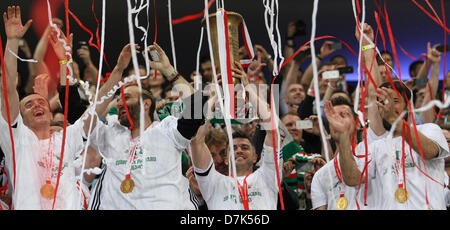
[362,44,375,51]
[59,58,73,65]
[167,70,180,83]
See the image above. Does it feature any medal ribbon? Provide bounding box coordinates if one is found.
[43,135,55,185]
[125,139,140,178]
[235,174,250,210]
[333,155,345,199]
[396,123,406,192]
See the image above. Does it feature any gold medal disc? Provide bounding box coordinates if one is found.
[394,187,408,203]
[40,183,55,200]
[336,197,348,210]
[120,177,135,194]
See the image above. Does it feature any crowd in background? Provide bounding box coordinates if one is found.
[0,5,449,210]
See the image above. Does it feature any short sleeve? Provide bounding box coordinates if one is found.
[418,123,450,160]
[311,168,328,209]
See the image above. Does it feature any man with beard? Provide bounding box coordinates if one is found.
[87,43,208,210]
[335,23,449,209]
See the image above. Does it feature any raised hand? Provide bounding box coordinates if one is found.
[147,43,174,77]
[375,87,399,125]
[324,101,351,138]
[246,54,267,81]
[3,6,32,40]
[77,45,93,65]
[303,115,322,136]
[425,42,442,64]
[355,22,374,46]
[254,44,272,61]
[33,74,50,100]
[231,61,249,87]
[117,44,140,72]
[48,27,73,60]
[319,41,336,59]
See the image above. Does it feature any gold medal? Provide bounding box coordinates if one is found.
[120,177,135,194]
[40,183,55,200]
[336,197,348,210]
[394,187,408,203]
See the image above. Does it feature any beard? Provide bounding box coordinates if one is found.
[119,101,141,128]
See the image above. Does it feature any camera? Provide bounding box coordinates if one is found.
[296,120,313,130]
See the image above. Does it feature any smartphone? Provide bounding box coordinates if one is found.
[330,42,342,50]
[296,120,313,130]
[296,161,314,172]
[322,70,340,80]
[414,78,428,87]
[149,49,160,62]
[436,44,450,53]
[338,66,353,74]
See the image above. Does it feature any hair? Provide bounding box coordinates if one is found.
[330,55,347,65]
[125,64,147,77]
[376,50,394,66]
[123,83,156,122]
[380,50,393,58]
[205,127,228,147]
[318,61,335,71]
[200,55,211,65]
[281,111,300,121]
[330,95,357,120]
[227,130,255,155]
[409,60,424,76]
[330,89,350,100]
[20,93,51,109]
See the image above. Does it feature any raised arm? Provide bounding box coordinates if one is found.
[300,41,336,90]
[19,38,38,95]
[232,61,275,147]
[33,18,62,75]
[190,122,214,170]
[324,101,365,186]
[147,43,194,98]
[419,43,441,123]
[1,6,32,123]
[356,23,385,136]
[77,44,99,85]
[284,45,310,91]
